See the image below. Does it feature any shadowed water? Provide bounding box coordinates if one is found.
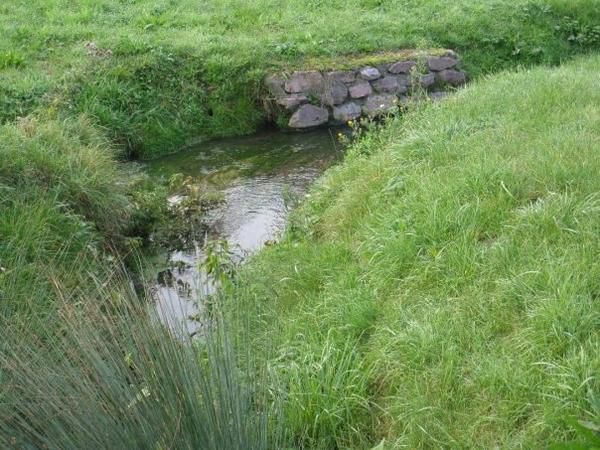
[145,129,343,335]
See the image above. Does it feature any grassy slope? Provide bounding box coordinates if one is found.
[1,0,599,158]
[230,56,600,448]
[0,117,131,321]
[1,0,596,327]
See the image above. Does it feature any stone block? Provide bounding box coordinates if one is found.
[276,94,308,111]
[389,60,416,74]
[326,71,356,84]
[437,70,467,86]
[420,73,436,89]
[372,76,408,95]
[349,81,373,98]
[288,104,329,128]
[285,71,324,94]
[359,66,381,81]
[362,94,398,117]
[427,56,458,72]
[264,75,286,97]
[322,80,348,106]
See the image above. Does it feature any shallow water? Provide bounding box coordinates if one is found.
[145,129,343,335]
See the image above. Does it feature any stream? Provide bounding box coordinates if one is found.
[144,129,344,336]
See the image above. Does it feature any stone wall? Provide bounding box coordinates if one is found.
[264,51,467,129]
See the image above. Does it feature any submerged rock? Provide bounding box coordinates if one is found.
[288,104,329,128]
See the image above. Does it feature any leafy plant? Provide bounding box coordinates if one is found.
[556,17,600,47]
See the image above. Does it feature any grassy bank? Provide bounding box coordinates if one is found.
[2,0,598,318]
[1,0,599,158]
[228,55,600,448]
[2,0,596,327]
[0,117,133,322]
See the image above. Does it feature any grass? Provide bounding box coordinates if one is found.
[1,1,600,447]
[0,116,132,322]
[227,55,600,448]
[0,275,275,449]
[1,0,599,158]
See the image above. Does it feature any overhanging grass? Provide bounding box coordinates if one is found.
[0,277,275,449]
[228,55,600,448]
[1,0,599,157]
[0,117,131,320]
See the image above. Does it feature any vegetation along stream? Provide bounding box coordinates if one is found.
[144,129,344,336]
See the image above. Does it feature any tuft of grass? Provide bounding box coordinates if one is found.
[0,51,24,69]
[228,55,600,448]
[269,334,376,449]
[0,273,275,449]
[0,116,132,321]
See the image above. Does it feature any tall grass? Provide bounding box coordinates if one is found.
[228,55,600,447]
[0,116,132,322]
[0,272,275,449]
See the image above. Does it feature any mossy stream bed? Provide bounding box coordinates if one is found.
[144,128,344,335]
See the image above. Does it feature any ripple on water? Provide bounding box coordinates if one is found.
[145,129,344,337]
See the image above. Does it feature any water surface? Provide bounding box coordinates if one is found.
[145,129,342,335]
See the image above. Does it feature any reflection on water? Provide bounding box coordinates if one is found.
[145,129,342,336]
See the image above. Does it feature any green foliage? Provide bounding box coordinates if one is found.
[268,336,376,449]
[203,240,237,287]
[551,395,600,449]
[0,51,24,69]
[1,1,600,447]
[128,172,221,253]
[556,17,600,47]
[1,0,599,157]
[550,420,600,449]
[228,56,600,448]
[63,48,250,159]
[0,279,276,449]
[228,241,380,447]
[0,116,130,320]
[0,117,130,236]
